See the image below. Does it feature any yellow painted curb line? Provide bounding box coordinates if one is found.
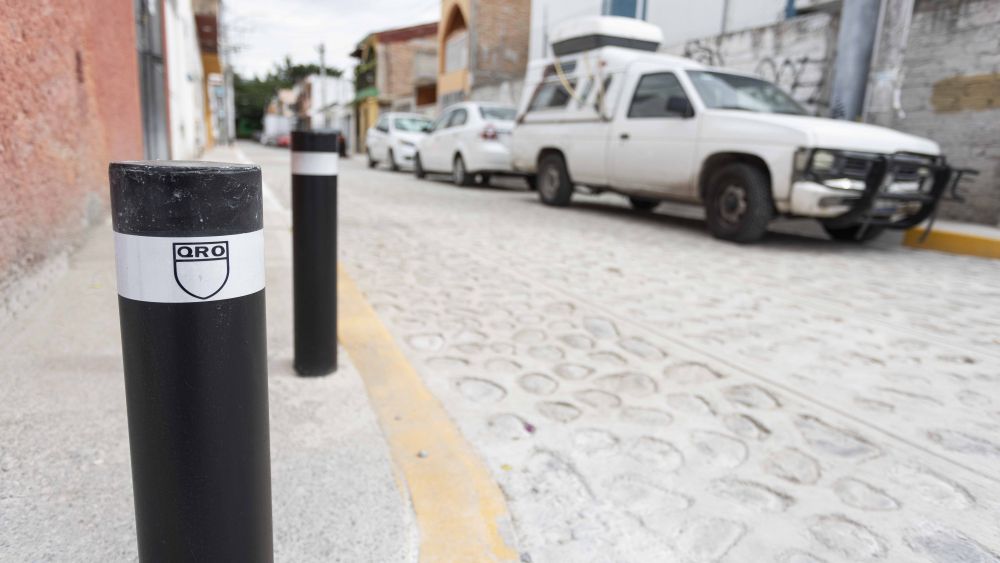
[337,266,520,563]
[904,228,1000,260]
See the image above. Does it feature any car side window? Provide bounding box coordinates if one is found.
[448,108,468,128]
[627,73,690,118]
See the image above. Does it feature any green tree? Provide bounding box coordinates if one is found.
[234,57,343,138]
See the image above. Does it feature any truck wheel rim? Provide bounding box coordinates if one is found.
[540,166,560,199]
[719,184,748,224]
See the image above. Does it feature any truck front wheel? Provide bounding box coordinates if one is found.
[537,154,573,206]
[704,163,773,243]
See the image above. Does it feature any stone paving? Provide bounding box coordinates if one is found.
[244,142,1000,563]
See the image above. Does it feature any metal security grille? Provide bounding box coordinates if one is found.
[134,0,169,160]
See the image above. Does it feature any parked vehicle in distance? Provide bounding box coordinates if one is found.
[414,102,522,186]
[512,16,967,243]
[275,133,290,148]
[366,112,432,171]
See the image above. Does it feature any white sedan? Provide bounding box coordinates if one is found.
[365,112,432,171]
[414,102,522,186]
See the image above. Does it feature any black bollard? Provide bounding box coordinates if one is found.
[110,161,273,562]
[291,131,339,376]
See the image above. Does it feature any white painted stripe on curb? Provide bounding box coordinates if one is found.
[115,230,265,303]
[292,152,339,176]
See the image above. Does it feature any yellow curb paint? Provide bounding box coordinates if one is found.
[904,228,1000,260]
[338,266,519,563]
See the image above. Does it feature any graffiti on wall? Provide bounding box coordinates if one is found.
[754,56,828,110]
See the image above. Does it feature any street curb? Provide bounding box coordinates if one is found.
[903,227,1000,260]
[337,266,520,563]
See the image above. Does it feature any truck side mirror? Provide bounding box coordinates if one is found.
[667,96,694,118]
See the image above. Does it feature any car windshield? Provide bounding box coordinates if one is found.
[479,106,517,121]
[686,71,807,115]
[394,117,432,132]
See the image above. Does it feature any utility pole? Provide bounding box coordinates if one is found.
[317,43,328,129]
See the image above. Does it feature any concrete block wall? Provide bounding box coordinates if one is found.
[0,0,143,317]
[662,12,837,115]
[893,0,1000,225]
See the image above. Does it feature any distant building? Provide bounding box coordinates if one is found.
[164,0,207,160]
[294,74,356,150]
[351,22,439,153]
[438,0,532,107]
[193,0,235,148]
[262,88,297,141]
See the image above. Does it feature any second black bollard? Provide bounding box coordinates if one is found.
[110,161,273,562]
[291,130,339,375]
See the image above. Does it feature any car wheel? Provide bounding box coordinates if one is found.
[453,155,473,186]
[414,153,426,179]
[629,196,659,212]
[822,223,886,242]
[388,148,400,172]
[367,149,377,169]
[537,153,573,207]
[704,163,773,243]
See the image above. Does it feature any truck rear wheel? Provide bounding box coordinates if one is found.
[538,154,572,207]
[705,163,773,243]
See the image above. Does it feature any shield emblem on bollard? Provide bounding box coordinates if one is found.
[173,241,230,299]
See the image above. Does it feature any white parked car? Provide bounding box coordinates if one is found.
[414,102,521,186]
[512,17,967,243]
[366,112,432,171]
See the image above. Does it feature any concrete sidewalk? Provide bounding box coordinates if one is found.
[0,146,417,561]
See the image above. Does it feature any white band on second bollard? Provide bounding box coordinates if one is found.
[114,229,265,303]
[291,152,339,176]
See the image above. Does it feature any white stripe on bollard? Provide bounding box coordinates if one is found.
[114,229,265,303]
[291,152,339,176]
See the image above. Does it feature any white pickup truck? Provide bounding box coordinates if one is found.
[511,17,963,243]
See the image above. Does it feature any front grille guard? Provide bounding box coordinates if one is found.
[818,152,978,239]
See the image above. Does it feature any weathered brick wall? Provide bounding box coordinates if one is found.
[472,0,531,88]
[383,40,417,101]
[662,12,838,115]
[893,0,1000,225]
[0,0,143,309]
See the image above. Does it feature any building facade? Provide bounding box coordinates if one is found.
[438,0,532,107]
[351,22,439,152]
[0,0,144,315]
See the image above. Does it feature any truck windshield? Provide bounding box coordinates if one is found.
[687,71,807,115]
[394,117,432,132]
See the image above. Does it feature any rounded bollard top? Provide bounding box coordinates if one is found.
[109,160,263,237]
[291,130,339,153]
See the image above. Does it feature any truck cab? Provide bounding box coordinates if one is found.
[511,16,959,243]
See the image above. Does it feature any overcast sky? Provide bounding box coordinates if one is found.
[224,0,441,78]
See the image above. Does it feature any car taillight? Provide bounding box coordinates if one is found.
[481,124,498,140]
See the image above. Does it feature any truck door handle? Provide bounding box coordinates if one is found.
[619,133,630,140]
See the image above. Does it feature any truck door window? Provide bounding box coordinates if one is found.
[576,78,593,108]
[594,76,614,112]
[527,79,577,112]
[627,73,690,118]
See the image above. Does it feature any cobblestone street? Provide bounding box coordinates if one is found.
[242,142,1000,562]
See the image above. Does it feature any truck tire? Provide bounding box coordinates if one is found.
[453,155,473,186]
[705,162,773,243]
[822,223,886,242]
[537,153,573,207]
[629,196,659,211]
[414,154,426,179]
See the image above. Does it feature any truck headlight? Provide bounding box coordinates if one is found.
[811,150,837,172]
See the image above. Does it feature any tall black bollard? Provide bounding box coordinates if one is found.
[291,131,339,376]
[110,161,273,562]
